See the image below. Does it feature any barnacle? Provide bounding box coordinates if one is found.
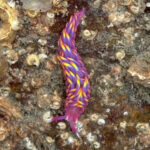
[26,54,40,67]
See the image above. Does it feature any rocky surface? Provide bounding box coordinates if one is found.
[0,0,150,150]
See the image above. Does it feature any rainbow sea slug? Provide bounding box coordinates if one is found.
[50,8,90,135]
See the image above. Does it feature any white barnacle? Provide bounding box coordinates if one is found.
[57,122,67,130]
[43,111,52,123]
[86,133,96,143]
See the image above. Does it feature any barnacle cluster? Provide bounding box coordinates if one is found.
[103,0,145,26]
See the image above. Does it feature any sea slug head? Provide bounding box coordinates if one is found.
[65,106,83,134]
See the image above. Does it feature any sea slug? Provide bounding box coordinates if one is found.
[51,8,90,135]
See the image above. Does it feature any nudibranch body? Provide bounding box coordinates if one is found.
[51,8,90,135]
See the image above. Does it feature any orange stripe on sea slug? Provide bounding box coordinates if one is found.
[69,71,75,77]
[62,62,71,68]
[70,62,78,71]
[65,44,71,52]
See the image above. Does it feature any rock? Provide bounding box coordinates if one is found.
[128,52,150,87]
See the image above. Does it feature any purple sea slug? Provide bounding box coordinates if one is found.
[50,8,90,135]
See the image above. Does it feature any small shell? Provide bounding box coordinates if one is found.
[47,12,55,19]
[90,113,99,122]
[43,111,52,123]
[60,132,69,140]
[115,50,125,61]
[82,29,97,40]
[93,141,101,149]
[57,122,67,130]
[86,133,97,143]
[46,136,54,144]
[97,118,106,125]
[26,54,40,67]
[27,10,39,18]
